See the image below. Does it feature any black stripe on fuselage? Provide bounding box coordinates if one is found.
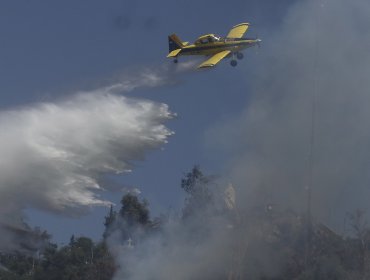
[180,41,254,54]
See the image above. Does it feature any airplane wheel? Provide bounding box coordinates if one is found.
[230,60,237,67]
[174,59,178,63]
[237,53,244,60]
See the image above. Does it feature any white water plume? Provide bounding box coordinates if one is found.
[100,61,200,94]
[0,63,179,252]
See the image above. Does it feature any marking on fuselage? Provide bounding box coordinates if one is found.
[180,41,254,55]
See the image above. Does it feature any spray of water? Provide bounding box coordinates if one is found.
[0,61,198,252]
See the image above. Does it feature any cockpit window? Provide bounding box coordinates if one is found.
[195,35,221,45]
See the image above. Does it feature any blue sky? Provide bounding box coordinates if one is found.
[0,0,297,243]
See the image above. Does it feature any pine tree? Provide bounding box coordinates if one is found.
[103,205,117,239]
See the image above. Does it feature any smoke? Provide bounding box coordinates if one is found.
[0,61,199,253]
[0,263,9,272]
[110,200,234,280]
[207,0,370,224]
[108,173,241,280]
[110,0,370,279]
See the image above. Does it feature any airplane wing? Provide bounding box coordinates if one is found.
[226,23,250,39]
[198,50,231,68]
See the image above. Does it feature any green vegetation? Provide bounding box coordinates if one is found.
[1,166,370,279]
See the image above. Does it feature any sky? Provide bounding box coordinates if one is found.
[0,0,304,244]
[2,1,370,278]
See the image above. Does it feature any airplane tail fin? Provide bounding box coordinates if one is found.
[168,34,185,52]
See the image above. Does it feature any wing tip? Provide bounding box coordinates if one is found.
[233,22,250,28]
[197,64,215,69]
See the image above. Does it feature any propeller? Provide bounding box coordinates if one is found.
[255,34,262,48]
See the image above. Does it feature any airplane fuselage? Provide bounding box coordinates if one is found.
[179,38,259,57]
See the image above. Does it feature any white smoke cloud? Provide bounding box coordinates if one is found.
[0,61,197,252]
[0,263,9,272]
[207,0,370,224]
[110,215,233,280]
[110,0,370,279]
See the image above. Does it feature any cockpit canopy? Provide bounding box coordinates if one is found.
[194,34,221,45]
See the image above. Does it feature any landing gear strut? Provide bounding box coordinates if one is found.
[174,58,178,64]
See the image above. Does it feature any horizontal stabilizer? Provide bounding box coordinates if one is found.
[167,49,182,58]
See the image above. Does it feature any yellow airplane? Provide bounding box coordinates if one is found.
[167,23,261,69]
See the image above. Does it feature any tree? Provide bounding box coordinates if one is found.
[181,165,213,220]
[33,237,115,280]
[119,193,150,227]
[347,209,370,279]
[103,205,117,239]
[101,193,152,245]
[91,242,115,280]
